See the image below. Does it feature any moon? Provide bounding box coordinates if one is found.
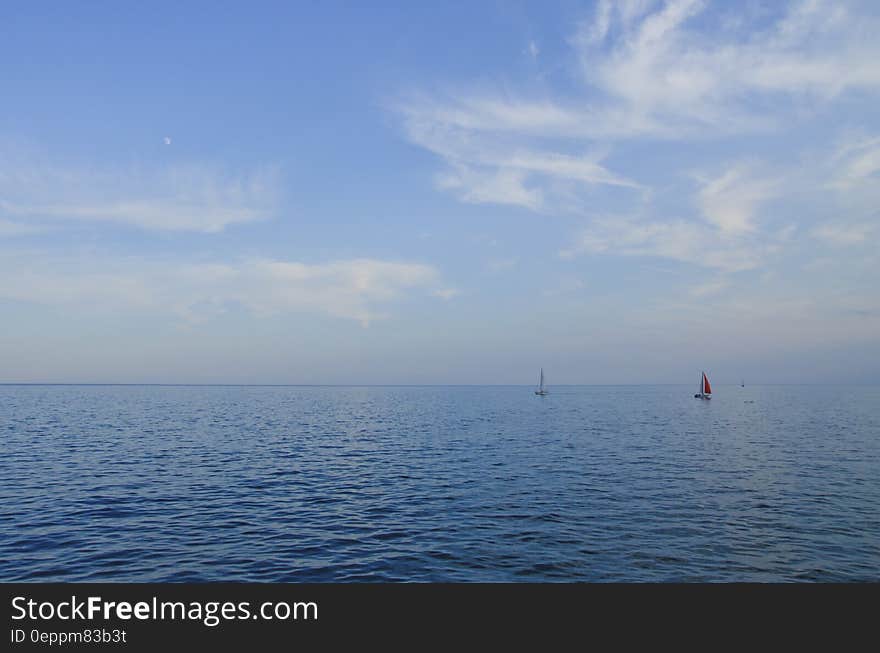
[163,137,172,145]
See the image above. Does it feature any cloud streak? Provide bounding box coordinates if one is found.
[0,253,445,327]
[397,0,880,159]
[563,215,774,272]
[562,161,787,271]
[399,104,639,211]
[577,0,880,136]
[394,0,880,247]
[0,155,280,233]
[696,164,779,235]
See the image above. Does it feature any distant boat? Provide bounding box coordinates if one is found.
[741,379,745,388]
[535,368,548,396]
[694,371,712,399]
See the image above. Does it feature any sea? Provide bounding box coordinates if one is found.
[1,384,878,582]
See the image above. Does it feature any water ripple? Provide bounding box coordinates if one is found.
[1,384,878,581]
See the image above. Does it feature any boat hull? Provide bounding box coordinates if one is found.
[694,394,711,399]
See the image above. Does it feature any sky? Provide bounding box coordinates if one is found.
[1,0,878,384]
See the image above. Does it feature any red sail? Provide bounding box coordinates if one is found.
[702,373,712,395]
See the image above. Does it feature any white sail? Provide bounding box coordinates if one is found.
[535,368,547,395]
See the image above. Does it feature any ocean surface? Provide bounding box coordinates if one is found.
[1,384,878,582]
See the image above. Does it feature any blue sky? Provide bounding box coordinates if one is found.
[1,0,878,384]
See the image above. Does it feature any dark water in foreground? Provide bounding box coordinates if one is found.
[1,385,878,582]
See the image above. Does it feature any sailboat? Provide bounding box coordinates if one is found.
[694,371,712,399]
[534,368,548,396]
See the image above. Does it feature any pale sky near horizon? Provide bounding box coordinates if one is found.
[1,0,878,384]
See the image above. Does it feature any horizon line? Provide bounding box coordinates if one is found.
[1,382,877,388]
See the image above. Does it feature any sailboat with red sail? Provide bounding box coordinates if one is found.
[694,371,712,399]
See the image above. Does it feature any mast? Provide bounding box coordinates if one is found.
[539,368,544,391]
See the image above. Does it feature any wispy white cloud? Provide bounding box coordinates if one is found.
[563,215,774,272]
[0,253,444,327]
[696,164,779,235]
[561,160,786,271]
[397,1,880,149]
[0,154,280,233]
[828,135,880,190]
[527,40,539,59]
[576,0,880,136]
[436,166,542,210]
[400,105,639,211]
[802,133,880,248]
[395,1,880,221]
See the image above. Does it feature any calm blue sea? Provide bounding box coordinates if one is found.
[1,384,878,582]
